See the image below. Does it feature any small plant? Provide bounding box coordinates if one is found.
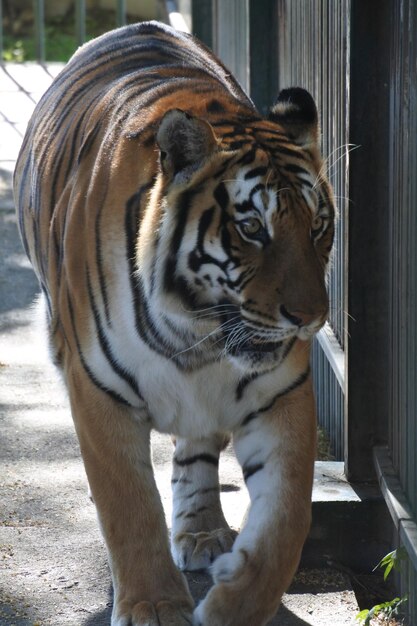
[356,596,407,625]
[356,548,408,625]
[374,548,407,582]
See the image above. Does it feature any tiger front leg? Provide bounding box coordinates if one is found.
[194,377,316,626]
[66,365,194,626]
[171,434,237,572]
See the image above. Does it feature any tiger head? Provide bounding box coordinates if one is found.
[141,88,335,371]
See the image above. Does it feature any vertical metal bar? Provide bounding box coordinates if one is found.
[412,59,417,518]
[393,0,417,528]
[346,0,391,481]
[212,0,249,95]
[117,0,127,27]
[76,0,87,47]
[249,0,278,114]
[0,0,3,61]
[192,0,213,48]
[34,0,46,62]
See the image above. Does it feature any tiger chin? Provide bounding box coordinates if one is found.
[14,21,335,626]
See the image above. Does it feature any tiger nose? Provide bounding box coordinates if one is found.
[280,305,324,327]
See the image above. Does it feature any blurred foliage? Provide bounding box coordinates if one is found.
[2,7,137,62]
[356,549,408,626]
[317,426,334,461]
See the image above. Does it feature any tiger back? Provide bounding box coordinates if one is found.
[14,21,335,626]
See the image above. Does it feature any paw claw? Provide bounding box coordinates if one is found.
[113,599,193,626]
[172,528,237,572]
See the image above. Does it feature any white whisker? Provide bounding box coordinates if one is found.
[181,303,238,322]
[188,310,236,322]
[223,324,249,358]
[181,303,237,314]
[170,315,241,360]
[313,144,361,189]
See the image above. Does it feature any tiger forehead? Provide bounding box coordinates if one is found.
[219,157,319,221]
[224,169,278,214]
[218,138,317,187]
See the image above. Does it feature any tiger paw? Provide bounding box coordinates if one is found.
[193,585,273,626]
[172,528,237,571]
[193,549,279,626]
[210,548,246,582]
[112,599,194,626]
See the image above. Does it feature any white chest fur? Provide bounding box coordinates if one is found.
[86,318,299,438]
[140,357,245,437]
[135,345,300,438]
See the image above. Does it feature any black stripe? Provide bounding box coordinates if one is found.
[16,158,32,260]
[174,453,219,467]
[67,290,130,406]
[241,366,310,427]
[184,487,218,499]
[225,266,255,291]
[243,463,264,482]
[94,206,111,326]
[236,371,260,401]
[227,139,250,151]
[40,283,53,321]
[206,99,226,114]
[236,148,258,167]
[211,115,261,129]
[213,155,239,179]
[252,125,288,138]
[164,187,202,294]
[171,477,192,485]
[280,336,297,362]
[283,163,309,176]
[77,120,102,164]
[270,145,302,159]
[213,181,229,212]
[244,166,268,180]
[86,269,143,401]
[188,206,230,275]
[249,183,266,199]
[175,506,209,520]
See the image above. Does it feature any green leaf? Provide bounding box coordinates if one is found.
[383,559,394,581]
[373,546,408,580]
[356,609,369,620]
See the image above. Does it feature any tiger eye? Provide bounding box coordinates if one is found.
[242,218,262,235]
[312,216,323,230]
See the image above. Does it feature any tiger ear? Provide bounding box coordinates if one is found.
[156,109,218,182]
[268,87,319,149]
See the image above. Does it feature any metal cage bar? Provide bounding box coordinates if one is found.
[33,0,46,62]
[0,0,3,61]
[75,0,86,48]
[116,0,127,27]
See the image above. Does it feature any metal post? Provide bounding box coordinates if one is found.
[34,0,46,62]
[0,0,3,61]
[117,0,127,27]
[76,0,87,48]
[248,0,278,115]
[191,0,212,47]
[345,0,391,481]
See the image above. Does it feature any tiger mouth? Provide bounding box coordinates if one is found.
[217,305,284,357]
[228,338,283,356]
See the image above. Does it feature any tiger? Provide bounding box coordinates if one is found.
[14,20,335,626]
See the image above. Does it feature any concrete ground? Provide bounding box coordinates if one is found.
[0,62,359,626]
